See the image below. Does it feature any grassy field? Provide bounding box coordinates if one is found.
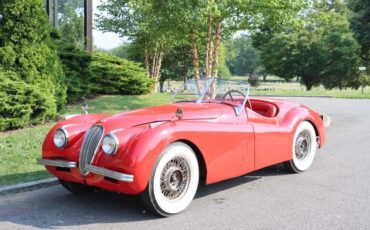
[1,81,369,186]
[250,83,370,99]
[0,94,171,186]
[232,76,370,99]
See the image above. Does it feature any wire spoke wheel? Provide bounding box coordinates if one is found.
[142,142,199,216]
[295,130,312,160]
[160,157,190,200]
[284,121,317,173]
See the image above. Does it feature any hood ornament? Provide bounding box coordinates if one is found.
[175,108,184,119]
[82,98,89,114]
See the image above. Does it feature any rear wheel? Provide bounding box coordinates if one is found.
[284,121,317,173]
[59,179,93,194]
[142,142,199,217]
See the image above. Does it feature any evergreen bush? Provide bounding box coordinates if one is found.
[52,31,93,102]
[90,52,153,95]
[0,71,53,131]
[0,0,66,130]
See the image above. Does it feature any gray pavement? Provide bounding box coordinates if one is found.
[1,97,370,230]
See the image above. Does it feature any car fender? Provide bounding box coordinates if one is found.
[280,105,326,153]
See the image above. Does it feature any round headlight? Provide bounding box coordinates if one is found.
[54,128,68,149]
[102,133,119,156]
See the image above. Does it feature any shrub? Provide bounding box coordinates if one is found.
[0,0,66,131]
[90,52,153,95]
[52,31,93,102]
[0,71,55,131]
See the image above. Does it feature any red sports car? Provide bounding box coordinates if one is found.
[38,78,326,216]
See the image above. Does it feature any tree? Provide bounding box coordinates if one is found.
[226,35,262,77]
[320,13,361,89]
[257,2,361,90]
[96,0,303,90]
[111,43,131,59]
[96,1,179,91]
[156,0,302,79]
[348,0,370,64]
[160,44,193,91]
[57,0,85,50]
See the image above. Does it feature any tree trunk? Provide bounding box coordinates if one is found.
[211,18,222,78]
[151,49,157,78]
[144,48,150,77]
[263,73,267,81]
[210,18,222,98]
[191,33,201,94]
[152,44,164,93]
[191,33,200,80]
[154,51,163,80]
[205,15,213,78]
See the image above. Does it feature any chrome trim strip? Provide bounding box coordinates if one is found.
[85,165,134,183]
[37,158,77,168]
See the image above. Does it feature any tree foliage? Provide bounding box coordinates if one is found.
[257,1,361,90]
[348,0,370,64]
[96,0,302,86]
[226,35,262,77]
[57,0,85,49]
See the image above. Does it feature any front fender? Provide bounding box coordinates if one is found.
[127,122,174,193]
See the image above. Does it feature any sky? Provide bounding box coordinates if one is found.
[92,0,123,50]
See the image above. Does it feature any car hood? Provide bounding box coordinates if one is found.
[98,103,224,130]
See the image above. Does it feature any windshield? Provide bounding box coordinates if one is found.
[173,78,250,108]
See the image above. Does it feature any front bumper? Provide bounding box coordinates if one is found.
[37,158,134,183]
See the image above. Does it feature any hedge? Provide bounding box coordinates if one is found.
[90,52,153,95]
[52,31,93,102]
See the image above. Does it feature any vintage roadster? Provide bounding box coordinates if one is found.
[38,78,326,216]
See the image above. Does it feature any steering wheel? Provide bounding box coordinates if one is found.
[223,90,252,110]
[222,90,246,101]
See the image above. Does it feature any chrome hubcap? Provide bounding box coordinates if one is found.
[160,157,190,200]
[295,130,311,160]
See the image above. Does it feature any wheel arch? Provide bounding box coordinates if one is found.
[281,105,326,148]
[305,119,320,145]
[173,139,207,185]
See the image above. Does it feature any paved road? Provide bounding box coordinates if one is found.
[1,97,370,230]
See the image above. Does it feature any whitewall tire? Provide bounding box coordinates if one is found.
[142,142,199,216]
[284,121,317,173]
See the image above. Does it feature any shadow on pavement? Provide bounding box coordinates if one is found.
[0,164,290,228]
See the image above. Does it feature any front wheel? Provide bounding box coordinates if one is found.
[284,121,318,173]
[142,142,199,217]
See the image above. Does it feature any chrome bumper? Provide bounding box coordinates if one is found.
[85,165,134,183]
[37,158,134,183]
[37,158,77,168]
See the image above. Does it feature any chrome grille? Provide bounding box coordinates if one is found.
[79,125,104,175]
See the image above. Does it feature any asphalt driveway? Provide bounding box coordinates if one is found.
[1,97,369,230]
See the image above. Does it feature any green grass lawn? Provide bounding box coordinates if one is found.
[250,84,370,99]
[0,94,171,187]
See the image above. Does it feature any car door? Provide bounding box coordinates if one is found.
[247,108,290,170]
